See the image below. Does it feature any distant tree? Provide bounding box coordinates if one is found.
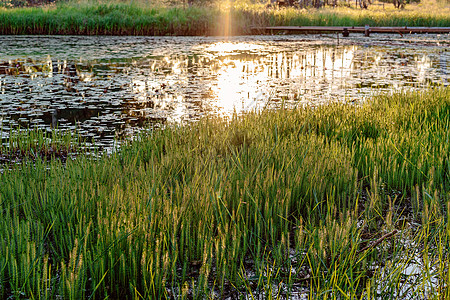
[1,0,57,7]
[378,0,420,9]
[359,0,368,8]
[393,0,404,8]
[268,0,376,9]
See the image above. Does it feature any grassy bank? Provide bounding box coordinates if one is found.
[0,0,449,35]
[0,87,449,298]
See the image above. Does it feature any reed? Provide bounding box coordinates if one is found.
[0,87,449,298]
[0,0,449,35]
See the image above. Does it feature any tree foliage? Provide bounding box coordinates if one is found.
[1,0,55,7]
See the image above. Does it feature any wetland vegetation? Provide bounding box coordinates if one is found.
[1,0,449,298]
[0,0,449,35]
[1,87,449,298]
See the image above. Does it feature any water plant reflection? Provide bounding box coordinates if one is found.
[0,36,448,149]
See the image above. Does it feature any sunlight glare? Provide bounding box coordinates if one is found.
[205,42,264,55]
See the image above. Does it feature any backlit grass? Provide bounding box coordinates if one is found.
[0,87,449,298]
[0,128,82,165]
[0,0,449,35]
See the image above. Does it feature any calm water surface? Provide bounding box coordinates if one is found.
[1,34,448,148]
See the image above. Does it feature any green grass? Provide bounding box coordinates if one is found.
[0,2,215,35]
[0,87,449,298]
[0,0,449,35]
[0,128,82,165]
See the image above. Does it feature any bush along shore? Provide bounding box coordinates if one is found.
[0,1,450,35]
[1,87,450,298]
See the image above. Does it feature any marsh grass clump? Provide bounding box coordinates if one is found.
[0,128,82,165]
[0,1,216,35]
[0,87,449,298]
[0,0,449,35]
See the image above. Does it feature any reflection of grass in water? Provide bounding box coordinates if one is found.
[0,0,449,35]
[0,87,449,298]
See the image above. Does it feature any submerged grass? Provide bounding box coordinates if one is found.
[0,0,449,35]
[0,87,450,298]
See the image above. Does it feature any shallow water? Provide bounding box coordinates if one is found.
[1,34,448,148]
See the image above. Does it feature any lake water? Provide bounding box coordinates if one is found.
[1,34,448,148]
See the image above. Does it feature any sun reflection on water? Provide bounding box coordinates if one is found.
[1,35,447,148]
[205,44,358,116]
[204,42,265,55]
[124,42,445,121]
[415,55,432,83]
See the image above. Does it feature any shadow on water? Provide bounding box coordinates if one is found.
[0,35,448,150]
